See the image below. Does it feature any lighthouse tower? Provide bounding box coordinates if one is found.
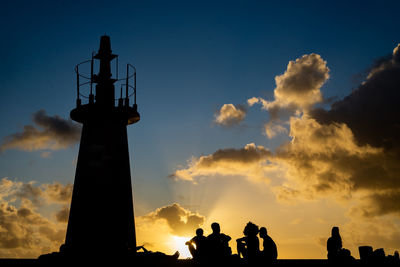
[65,36,139,256]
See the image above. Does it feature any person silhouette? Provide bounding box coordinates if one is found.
[135,245,180,260]
[206,222,232,260]
[186,228,207,261]
[327,226,342,261]
[236,222,260,261]
[259,227,277,262]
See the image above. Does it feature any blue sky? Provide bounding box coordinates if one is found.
[1,0,400,258]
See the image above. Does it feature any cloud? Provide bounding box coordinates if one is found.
[14,182,43,206]
[272,53,329,109]
[0,178,71,258]
[0,110,81,152]
[145,203,205,236]
[214,104,246,126]
[276,45,400,217]
[171,143,272,183]
[0,178,73,207]
[272,115,386,201]
[264,121,288,138]
[175,44,400,219]
[0,201,66,258]
[340,215,400,256]
[310,43,400,150]
[41,183,73,204]
[299,43,400,216]
[55,206,70,223]
[247,97,261,107]
[248,53,329,119]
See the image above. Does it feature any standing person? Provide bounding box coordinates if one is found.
[186,228,207,261]
[236,222,260,262]
[327,226,342,261]
[259,227,277,262]
[207,222,232,261]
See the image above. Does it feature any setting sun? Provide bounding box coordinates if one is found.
[170,236,192,259]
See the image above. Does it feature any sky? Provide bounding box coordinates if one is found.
[0,0,400,259]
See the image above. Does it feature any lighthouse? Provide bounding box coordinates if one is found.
[65,36,139,256]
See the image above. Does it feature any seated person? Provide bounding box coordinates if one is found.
[207,222,232,259]
[259,227,277,261]
[186,228,207,261]
[327,226,342,261]
[236,222,260,261]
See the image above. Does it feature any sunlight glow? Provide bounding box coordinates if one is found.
[171,235,192,259]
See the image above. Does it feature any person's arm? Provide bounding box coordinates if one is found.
[236,237,246,242]
[136,246,148,253]
[185,237,194,246]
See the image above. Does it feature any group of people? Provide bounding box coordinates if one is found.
[185,222,277,263]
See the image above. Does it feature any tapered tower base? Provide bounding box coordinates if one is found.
[64,36,140,257]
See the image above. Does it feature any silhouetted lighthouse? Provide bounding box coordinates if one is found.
[65,36,139,256]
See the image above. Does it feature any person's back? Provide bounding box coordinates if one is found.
[237,222,260,261]
[327,227,342,261]
[246,235,260,260]
[259,227,277,261]
[192,235,207,253]
[207,233,230,255]
[206,222,231,260]
[186,228,207,261]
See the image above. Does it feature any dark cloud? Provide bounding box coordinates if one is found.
[311,44,400,150]
[304,44,400,216]
[0,109,81,152]
[0,203,51,250]
[38,226,65,242]
[357,191,400,217]
[146,203,205,236]
[15,183,43,206]
[55,206,70,223]
[197,143,271,167]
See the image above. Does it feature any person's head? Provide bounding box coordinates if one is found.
[243,222,259,237]
[196,228,204,237]
[211,222,220,234]
[331,227,340,237]
[259,227,268,238]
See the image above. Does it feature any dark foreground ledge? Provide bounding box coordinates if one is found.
[0,259,398,267]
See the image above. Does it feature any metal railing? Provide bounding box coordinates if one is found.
[74,55,137,107]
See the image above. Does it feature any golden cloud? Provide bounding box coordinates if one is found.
[55,206,70,223]
[214,104,246,126]
[248,53,329,120]
[264,121,288,139]
[144,203,205,236]
[0,178,71,258]
[273,53,329,109]
[178,44,400,219]
[171,143,272,183]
